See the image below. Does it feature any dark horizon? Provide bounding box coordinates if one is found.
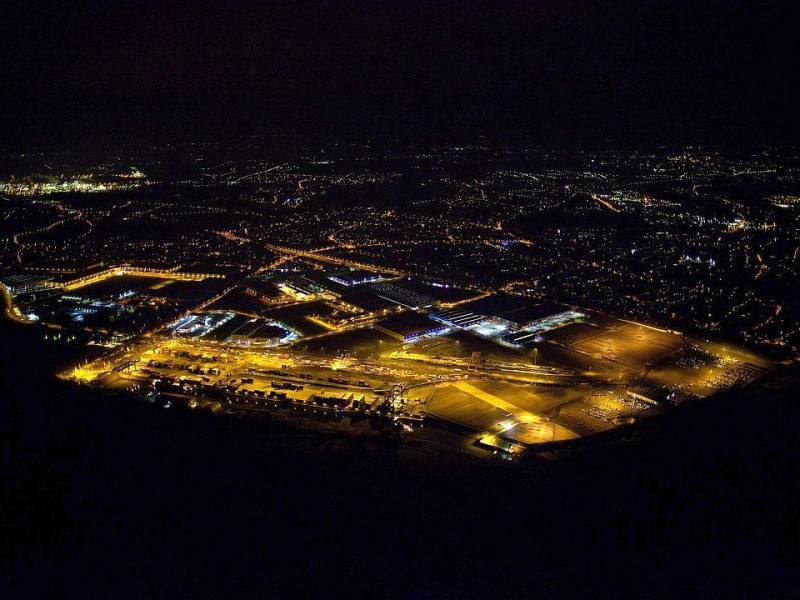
[3,1,800,148]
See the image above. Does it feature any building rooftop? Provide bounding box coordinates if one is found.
[374,311,441,336]
[458,294,531,318]
[456,295,570,325]
[501,302,572,326]
[340,290,396,313]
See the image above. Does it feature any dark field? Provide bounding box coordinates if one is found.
[147,278,229,302]
[71,274,172,298]
[542,321,607,345]
[261,301,335,336]
[300,327,400,357]
[204,288,275,315]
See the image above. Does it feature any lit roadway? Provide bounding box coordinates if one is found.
[9,199,86,264]
[0,282,30,323]
[255,254,295,273]
[265,243,406,276]
[231,162,288,183]
[589,193,621,213]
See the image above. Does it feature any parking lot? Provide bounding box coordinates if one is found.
[61,308,774,450]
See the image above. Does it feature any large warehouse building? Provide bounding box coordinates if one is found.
[429,294,582,347]
[373,311,448,342]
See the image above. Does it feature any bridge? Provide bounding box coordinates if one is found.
[113,358,140,373]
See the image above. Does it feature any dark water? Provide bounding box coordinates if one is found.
[2,316,799,598]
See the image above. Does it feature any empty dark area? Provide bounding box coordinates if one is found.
[2,1,800,147]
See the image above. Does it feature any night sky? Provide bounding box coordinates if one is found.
[2,1,800,145]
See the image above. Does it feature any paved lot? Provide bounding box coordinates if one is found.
[61,310,774,448]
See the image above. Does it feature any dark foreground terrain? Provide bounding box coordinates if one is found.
[2,316,799,598]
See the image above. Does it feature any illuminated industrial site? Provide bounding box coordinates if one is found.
[1,179,778,460]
